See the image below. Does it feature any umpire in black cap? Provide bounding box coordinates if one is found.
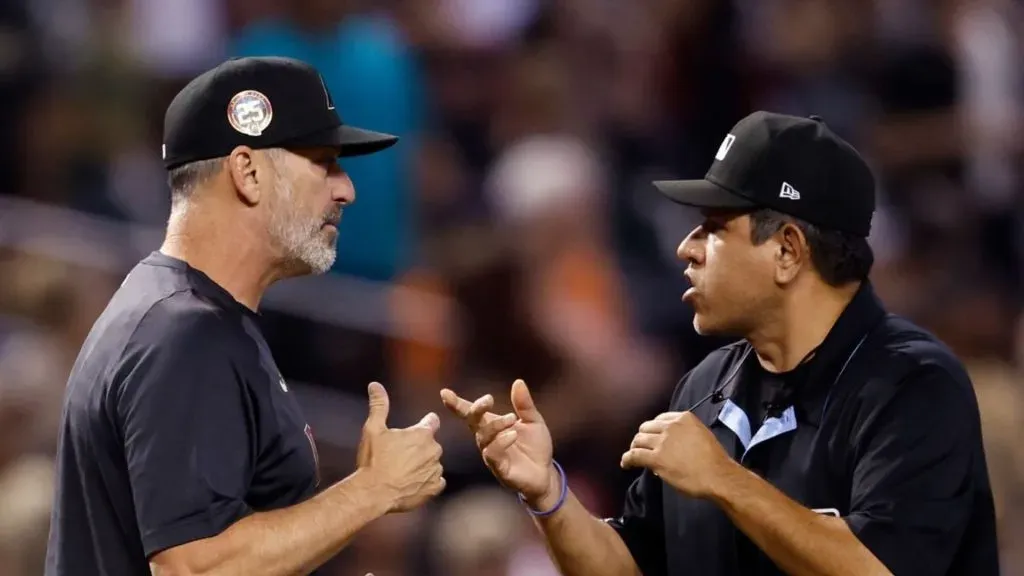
[442,111,1000,576]
[46,56,447,576]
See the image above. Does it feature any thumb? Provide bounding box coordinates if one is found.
[414,412,441,433]
[511,379,543,423]
[365,382,390,432]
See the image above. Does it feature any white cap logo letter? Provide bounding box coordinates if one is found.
[715,134,736,161]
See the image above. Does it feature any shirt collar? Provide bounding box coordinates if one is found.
[777,281,887,426]
[143,251,258,318]
[701,282,887,429]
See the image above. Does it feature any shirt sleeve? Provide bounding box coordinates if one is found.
[605,468,667,576]
[844,366,981,576]
[115,302,256,558]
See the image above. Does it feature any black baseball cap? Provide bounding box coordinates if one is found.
[162,56,398,170]
[654,111,876,237]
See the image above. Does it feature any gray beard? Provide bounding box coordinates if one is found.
[268,174,337,275]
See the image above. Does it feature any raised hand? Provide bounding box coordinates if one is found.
[357,382,446,512]
[441,379,558,508]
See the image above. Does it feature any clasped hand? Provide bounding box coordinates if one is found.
[620,411,733,499]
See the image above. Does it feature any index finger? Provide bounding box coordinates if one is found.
[441,390,495,428]
[440,389,473,416]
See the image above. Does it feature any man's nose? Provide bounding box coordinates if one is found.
[677,226,704,265]
[330,172,356,206]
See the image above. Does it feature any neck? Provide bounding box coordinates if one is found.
[160,204,281,311]
[747,281,860,373]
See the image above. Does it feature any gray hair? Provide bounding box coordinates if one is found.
[167,149,289,215]
[167,157,226,211]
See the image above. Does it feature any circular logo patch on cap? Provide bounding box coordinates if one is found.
[227,90,273,137]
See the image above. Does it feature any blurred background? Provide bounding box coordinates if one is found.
[1,0,1024,574]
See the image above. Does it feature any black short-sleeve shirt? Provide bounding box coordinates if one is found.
[45,252,322,576]
[606,283,1000,576]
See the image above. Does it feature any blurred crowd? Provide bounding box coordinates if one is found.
[2,0,1024,574]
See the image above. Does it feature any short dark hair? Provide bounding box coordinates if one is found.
[749,208,873,286]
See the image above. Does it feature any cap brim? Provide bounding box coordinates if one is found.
[286,124,399,157]
[653,179,757,209]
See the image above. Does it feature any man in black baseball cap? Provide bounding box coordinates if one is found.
[652,111,875,238]
[441,111,998,576]
[162,56,399,170]
[46,56,447,576]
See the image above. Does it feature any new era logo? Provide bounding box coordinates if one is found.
[715,134,736,161]
[779,182,801,200]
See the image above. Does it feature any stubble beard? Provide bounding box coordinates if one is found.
[268,173,338,276]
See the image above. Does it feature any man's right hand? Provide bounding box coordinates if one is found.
[357,382,445,513]
[441,379,560,510]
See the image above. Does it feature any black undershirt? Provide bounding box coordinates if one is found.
[745,347,818,426]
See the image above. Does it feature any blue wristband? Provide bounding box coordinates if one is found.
[518,460,568,517]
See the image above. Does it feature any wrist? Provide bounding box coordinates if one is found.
[346,468,395,516]
[522,461,567,515]
[704,457,745,504]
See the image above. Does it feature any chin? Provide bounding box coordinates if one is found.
[692,312,728,337]
[306,253,336,276]
[288,244,336,277]
[692,314,711,336]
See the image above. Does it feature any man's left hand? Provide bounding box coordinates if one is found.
[621,411,734,498]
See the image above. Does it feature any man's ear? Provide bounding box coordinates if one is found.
[228,146,261,205]
[774,222,808,285]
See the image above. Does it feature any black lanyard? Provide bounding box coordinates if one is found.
[681,322,879,419]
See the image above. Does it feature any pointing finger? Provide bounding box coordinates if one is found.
[465,394,495,430]
[440,389,494,426]
[440,388,473,417]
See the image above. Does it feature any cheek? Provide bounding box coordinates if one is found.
[289,180,320,216]
[704,240,773,300]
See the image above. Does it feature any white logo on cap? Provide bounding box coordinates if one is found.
[780,182,801,200]
[318,75,335,111]
[715,134,736,161]
[227,90,273,136]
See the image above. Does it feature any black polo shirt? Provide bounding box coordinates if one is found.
[607,283,999,576]
[45,252,321,576]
